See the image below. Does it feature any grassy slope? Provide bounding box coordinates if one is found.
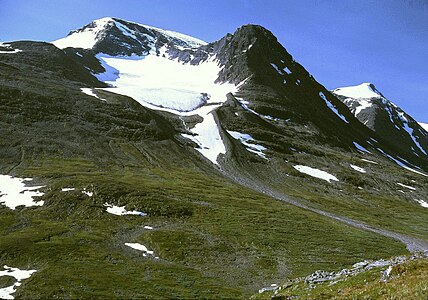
[254,257,428,299]
[1,155,407,298]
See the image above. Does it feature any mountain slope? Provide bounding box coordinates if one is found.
[0,18,427,299]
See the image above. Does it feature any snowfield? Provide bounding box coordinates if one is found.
[0,265,37,300]
[0,175,44,210]
[293,165,339,182]
[94,52,237,165]
[97,54,234,112]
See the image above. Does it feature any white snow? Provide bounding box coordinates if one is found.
[143,24,206,47]
[181,107,226,164]
[270,63,283,75]
[343,97,373,117]
[236,98,280,121]
[402,121,427,156]
[227,131,267,159]
[319,92,349,123]
[283,66,292,75]
[61,187,75,192]
[104,203,147,216]
[361,158,378,164]
[353,142,371,153]
[414,199,428,208]
[0,49,22,54]
[81,188,93,197]
[0,175,44,210]
[97,54,235,112]
[350,164,366,173]
[397,183,416,191]
[376,148,428,177]
[0,265,37,300]
[419,122,428,132]
[125,243,154,256]
[293,165,339,182]
[52,17,114,49]
[333,83,381,99]
[144,226,153,230]
[80,88,106,101]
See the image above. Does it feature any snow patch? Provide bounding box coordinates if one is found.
[81,88,107,101]
[414,199,428,208]
[125,243,154,256]
[319,92,349,123]
[419,122,428,132]
[61,187,75,192]
[353,142,371,153]
[0,49,22,54]
[227,131,267,159]
[397,183,416,191]
[350,164,366,173]
[402,121,427,156]
[361,158,378,164]
[181,107,226,164]
[376,148,428,177]
[104,203,147,216]
[293,165,339,182]
[0,265,37,300]
[82,188,93,197]
[0,175,44,210]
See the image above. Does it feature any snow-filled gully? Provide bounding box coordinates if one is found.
[94,53,237,165]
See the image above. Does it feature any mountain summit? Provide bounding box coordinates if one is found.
[333,83,428,159]
[52,17,206,55]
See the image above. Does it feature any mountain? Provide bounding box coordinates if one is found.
[333,83,428,161]
[0,17,427,299]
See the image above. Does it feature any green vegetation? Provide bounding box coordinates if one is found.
[254,257,428,299]
[1,157,407,298]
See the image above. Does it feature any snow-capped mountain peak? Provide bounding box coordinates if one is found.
[333,83,428,158]
[333,82,383,99]
[52,17,206,53]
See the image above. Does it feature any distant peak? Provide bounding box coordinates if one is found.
[333,82,383,99]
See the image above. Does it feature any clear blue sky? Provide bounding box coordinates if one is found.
[1,0,427,122]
